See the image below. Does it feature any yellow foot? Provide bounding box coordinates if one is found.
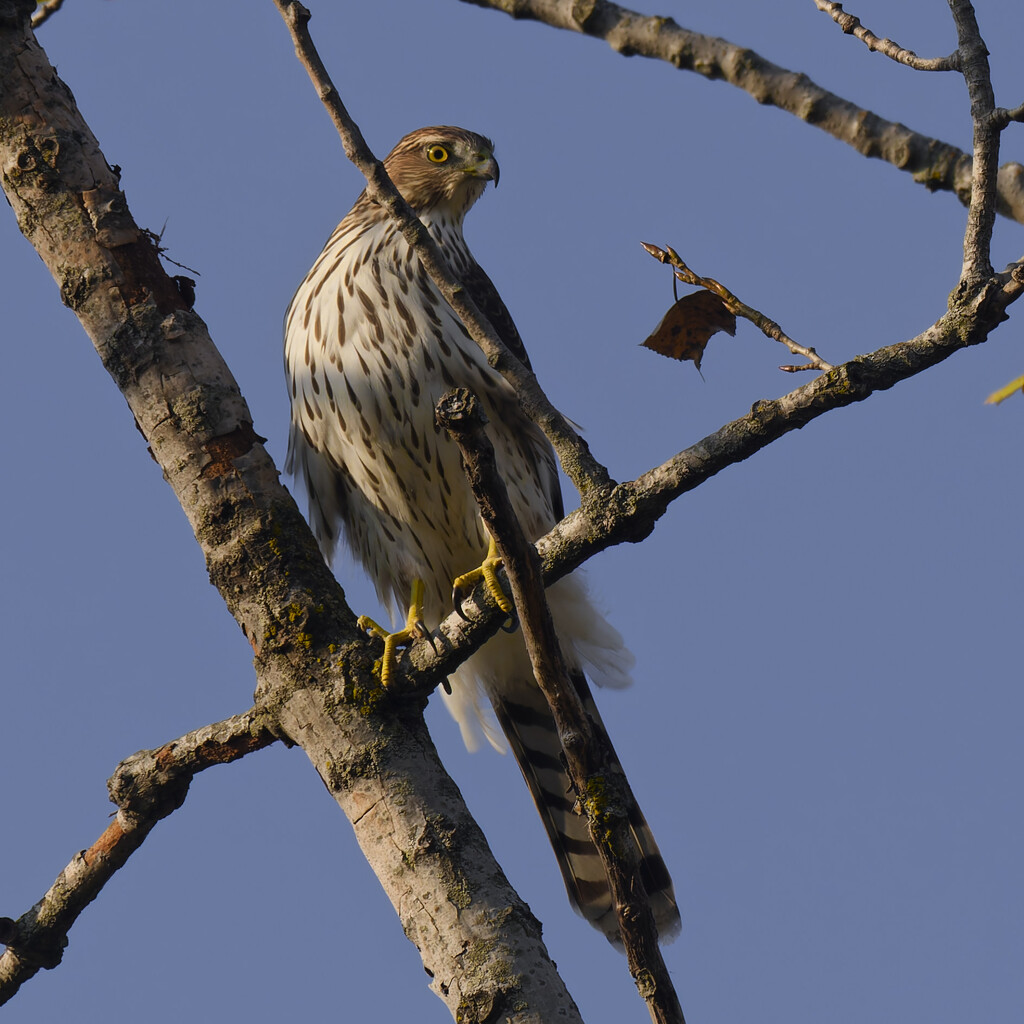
[357,578,429,687]
[452,536,515,623]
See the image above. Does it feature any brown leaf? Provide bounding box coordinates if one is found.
[641,290,737,370]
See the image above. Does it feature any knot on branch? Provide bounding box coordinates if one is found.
[108,744,192,821]
[0,924,67,970]
[200,421,267,479]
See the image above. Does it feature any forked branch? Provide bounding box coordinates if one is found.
[0,710,278,1004]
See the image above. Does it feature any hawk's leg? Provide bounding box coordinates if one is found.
[452,535,516,626]
[357,578,430,687]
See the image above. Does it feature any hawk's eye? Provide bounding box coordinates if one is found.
[426,145,449,164]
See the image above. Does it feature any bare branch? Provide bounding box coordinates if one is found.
[641,243,834,372]
[0,710,278,1005]
[458,0,1024,226]
[107,709,281,817]
[812,1,959,71]
[436,390,685,1024]
[274,0,612,497]
[399,255,1024,696]
[948,0,999,288]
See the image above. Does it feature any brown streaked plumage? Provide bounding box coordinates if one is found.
[284,126,678,945]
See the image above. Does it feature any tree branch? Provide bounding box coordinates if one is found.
[458,0,1024,226]
[992,100,1024,130]
[274,0,612,497]
[436,391,684,1024]
[397,254,1023,690]
[813,1,960,71]
[948,0,999,288]
[0,710,278,1004]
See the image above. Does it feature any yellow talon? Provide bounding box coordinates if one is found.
[452,536,514,617]
[358,578,428,687]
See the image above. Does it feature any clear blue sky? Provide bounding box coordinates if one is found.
[2,2,1021,1021]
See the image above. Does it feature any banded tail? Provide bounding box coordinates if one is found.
[490,670,680,945]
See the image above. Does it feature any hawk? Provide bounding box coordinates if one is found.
[284,126,678,944]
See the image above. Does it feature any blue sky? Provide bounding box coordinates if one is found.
[2,2,1022,1021]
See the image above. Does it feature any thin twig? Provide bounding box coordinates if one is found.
[458,0,1024,226]
[0,710,278,1004]
[641,243,834,372]
[273,0,612,497]
[813,1,960,71]
[435,389,685,1024]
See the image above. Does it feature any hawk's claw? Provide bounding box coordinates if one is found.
[358,578,428,687]
[452,536,515,627]
[452,582,474,621]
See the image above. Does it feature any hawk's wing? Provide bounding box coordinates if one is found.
[462,257,565,521]
[462,257,533,371]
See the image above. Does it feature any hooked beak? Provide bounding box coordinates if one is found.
[466,153,499,187]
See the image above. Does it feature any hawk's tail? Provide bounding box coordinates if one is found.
[490,673,680,946]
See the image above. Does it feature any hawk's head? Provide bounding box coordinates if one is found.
[383,127,498,220]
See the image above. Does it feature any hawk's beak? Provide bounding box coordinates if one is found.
[466,154,499,187]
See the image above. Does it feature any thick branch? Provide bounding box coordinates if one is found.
[458,0,1024,226]
[436,391,684,1024]
[274,0,611,497]
[0,710,278,1004]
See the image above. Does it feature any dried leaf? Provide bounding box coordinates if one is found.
[985,372,1024,405]
[641,290,736,370]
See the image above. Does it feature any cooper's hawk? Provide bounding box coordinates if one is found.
[284,126,678,944]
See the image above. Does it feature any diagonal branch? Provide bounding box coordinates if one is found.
[436,390,684,1024]
[274,0,612,497]
[399,253,1024,689]
[813,1,960,71]
[0,710,278,1005]
[458,0,1024,226]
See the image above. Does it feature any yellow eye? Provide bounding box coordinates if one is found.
[426,145,449,164]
